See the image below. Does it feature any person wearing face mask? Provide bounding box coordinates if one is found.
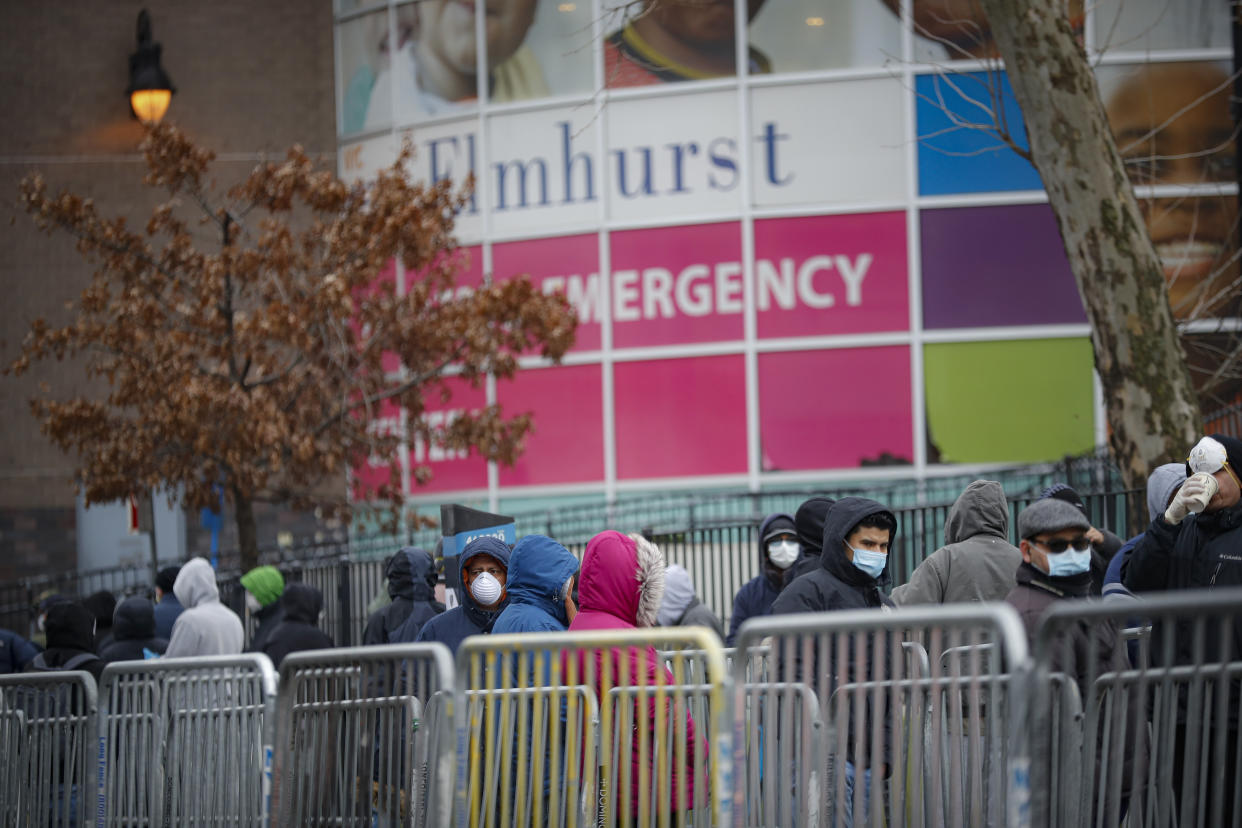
[892,480,1021,606]
[412,536,511,654]
[725,513,800,646]
[240,565,285,654]
[1005,498,1144,814]
[770,497,898,827]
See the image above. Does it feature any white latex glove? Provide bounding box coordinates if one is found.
[1165,477,1207,525]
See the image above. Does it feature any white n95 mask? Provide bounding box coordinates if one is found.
[767,539,801,570]
[470,572,503,606]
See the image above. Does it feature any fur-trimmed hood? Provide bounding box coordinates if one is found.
[578,530,665,628]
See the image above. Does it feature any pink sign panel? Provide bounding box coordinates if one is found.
[614,355,747,479]
[754,213,909,338]
[609,223,744,348]
[496,364,604,486]
[758,347,913,470]
[406,376,489,493]
[493,234,601,352]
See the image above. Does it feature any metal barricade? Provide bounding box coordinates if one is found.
[1033,588,1242,828]
[455,627,731,828]
[0,671,97,828]
[732,603,1032,828]
[270,643,456,828]
[96,654,278,827]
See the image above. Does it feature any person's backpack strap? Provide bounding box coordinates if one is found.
[61,652,97,671]
[29,652,51,670]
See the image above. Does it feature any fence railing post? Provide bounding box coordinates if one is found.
[337,555,352,648]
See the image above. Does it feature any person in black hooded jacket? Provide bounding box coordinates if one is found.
[26,601,105,681]
[726,512,800,646]
[770,496,897,827]
[782,496,836,584]
[261,583,334,669]
[362,547,443,645]
[98,597,168,664]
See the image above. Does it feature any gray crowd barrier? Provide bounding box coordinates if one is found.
[9,588,1242,827]
[270,643,455,828]
[96,654,278,827]
[0,670,97,828]
[731,603,1033,828]
[1032,587,1242,828]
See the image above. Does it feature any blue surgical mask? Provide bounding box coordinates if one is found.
[849,545,887,579]
[1043,547,1092,577]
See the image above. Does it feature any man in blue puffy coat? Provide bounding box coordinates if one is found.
[726,512,801,646]
[415,536,511,654]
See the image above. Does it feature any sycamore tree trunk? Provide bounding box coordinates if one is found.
[978,0,1201,491]
[232,486,259,572]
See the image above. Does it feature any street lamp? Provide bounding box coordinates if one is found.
[127,9,175,125]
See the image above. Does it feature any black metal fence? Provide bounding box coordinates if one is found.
[0,481,1149,647]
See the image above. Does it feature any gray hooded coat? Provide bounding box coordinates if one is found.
[165,558,244,658]
[891,480,1022,606]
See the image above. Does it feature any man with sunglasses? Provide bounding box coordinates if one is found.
[1006,498,1144,813]
[1006,498,1110,644]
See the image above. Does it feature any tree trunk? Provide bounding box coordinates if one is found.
[233,486,259,572]
[978,0,1202,490]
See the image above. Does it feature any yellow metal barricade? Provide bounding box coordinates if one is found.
[455,627,731,828]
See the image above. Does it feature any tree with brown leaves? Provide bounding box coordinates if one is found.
[8,124,576,570]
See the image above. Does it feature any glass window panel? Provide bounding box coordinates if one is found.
[748,0,902,71]
[907,0,1083,62]
[759,348,913,470]
[1091,0,1227,53]
[750,78,907,206]
[915,70,1042,194]
[338,8,392,134]
[517,0,596,98]
[920,205,1084,329]
[924,339,1095,464]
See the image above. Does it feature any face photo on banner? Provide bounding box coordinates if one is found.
[602,0,771,87]
[349,0,556,130]
[1099,60,1241,408]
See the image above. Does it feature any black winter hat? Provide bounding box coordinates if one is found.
[83,591,117,627]
[794,497,835,555]
[1040,483,1090,519]
[44,601,97,651]
[156,565,181,593]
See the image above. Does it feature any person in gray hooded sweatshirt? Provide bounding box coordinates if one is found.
[892,480,1021,606]
[657,564,724,639]
[165,557,244,658]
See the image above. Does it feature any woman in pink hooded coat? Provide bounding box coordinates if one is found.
[568,530,700,817]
